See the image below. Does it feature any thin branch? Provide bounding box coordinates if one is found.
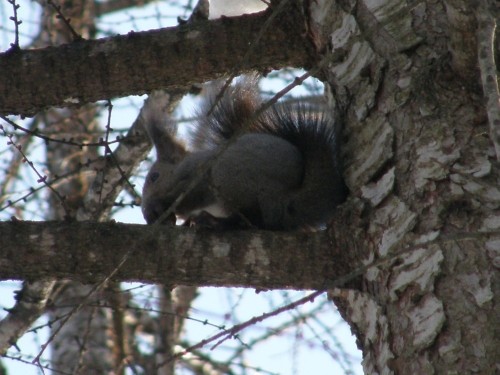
[0,124,71,216]
[46,0,82,41]
[0,115,126,148]
[159,291,324,369]
[6,0,22,51]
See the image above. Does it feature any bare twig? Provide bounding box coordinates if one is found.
[7,0,22,50]
[0,124,70,216]
[46,0,82,41]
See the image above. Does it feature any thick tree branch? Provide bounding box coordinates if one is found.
[0,221,354,290]
[0,8,314,116]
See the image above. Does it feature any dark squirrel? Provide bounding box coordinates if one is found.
[141,83,347,230]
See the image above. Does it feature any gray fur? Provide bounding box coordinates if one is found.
[141,83,347,230]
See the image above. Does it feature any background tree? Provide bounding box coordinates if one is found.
[0,1,498,375]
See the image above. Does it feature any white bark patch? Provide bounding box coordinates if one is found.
[41,229,57,256]
[174,231,197,274]
[365,267,380,282]
[347,116,394,186]
[389,247,444,301]
[361,167,395,206]
[330,15,358,49]
[370,197,417,257]
[453,158,491,178]
[414,231,440,245]
[354,86,377,121]
[175,230,196,250]
[212,242,231,257]
[414,140,460,191]
[328,11,376,88]
[186,30,201,39]
[362,0,422,51]
[406,294,445,350]
[363,252,380,282]
[332,41,375,86]
[87,251,97,264]
[396,76,412,89]
[449,180,465,198]
[340,290,394,375]
[484,239,500,268]
[460,273,493,307]
[485,238,500,251]
[63,97,80,104]
[480,215,500,231]
[244,236,270,269]
[450,174,500,203]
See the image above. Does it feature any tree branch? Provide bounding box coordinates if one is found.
[0,221,353,290]
[0,8,313,116]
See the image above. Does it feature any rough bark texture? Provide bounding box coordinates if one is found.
[314,0,499,374]
[0,220,355,290]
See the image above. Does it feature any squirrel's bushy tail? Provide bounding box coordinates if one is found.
[191,81,262,149]
[260,106,346,229]
[192,82,347,229]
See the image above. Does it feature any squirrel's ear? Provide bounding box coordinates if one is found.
[140,93,187,163]
[149,124,186,163]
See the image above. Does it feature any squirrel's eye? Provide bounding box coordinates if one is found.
[149,172,160,182]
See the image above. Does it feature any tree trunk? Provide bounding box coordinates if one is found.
[34,1,117,373]
[317,0,499,373]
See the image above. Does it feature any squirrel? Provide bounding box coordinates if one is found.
[140,82,347,230]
